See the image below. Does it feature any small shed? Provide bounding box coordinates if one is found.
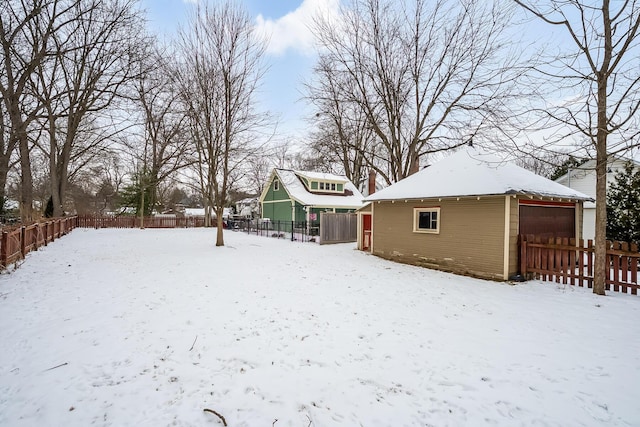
[361,148,592,280]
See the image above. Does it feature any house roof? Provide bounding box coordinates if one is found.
[269,169,365,208]
[555,154,640,185]
[184,208,205,216]
[365,148,592,202]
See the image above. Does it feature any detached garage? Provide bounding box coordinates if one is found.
[359,149,592,281]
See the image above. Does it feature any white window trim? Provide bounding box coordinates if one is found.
[274,179,280,191]
[413,207,440,234]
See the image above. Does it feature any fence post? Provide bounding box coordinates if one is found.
[1,231,8,268]
[519,235,527,277]
[20,226,26,258]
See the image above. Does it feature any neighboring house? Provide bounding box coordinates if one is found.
[359,148,592,281]
[235,197,259,218]
[184,207,206,218]
[555,156,640,241]
[259,169,364,222]
[184,207,232,219]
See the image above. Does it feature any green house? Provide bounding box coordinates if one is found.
[259,169,365,223]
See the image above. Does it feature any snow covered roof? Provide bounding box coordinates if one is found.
[275,169,365,208]
[294,170,349,182]
[365,148,593,202]
[184,208,205,217]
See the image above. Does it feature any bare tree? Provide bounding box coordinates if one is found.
[32,0,147,217]
[174,1,268,246]
[514,0,640,295]
[132,46,193,215]
[308,111,373,184]
[514,150,577,179]
[311,0,523,184]
[306,54,375,185]
[0,0,76,221]
[90,151,124,214]
[245,155,271,196]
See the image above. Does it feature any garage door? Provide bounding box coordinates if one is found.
[519,202,575,239]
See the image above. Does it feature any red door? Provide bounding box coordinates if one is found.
[362,214,372,251]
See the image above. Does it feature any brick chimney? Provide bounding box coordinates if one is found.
[368,170,376,195]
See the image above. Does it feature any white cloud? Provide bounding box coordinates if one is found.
[255,0,340,56]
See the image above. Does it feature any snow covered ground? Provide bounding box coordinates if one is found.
[0,228,638,427]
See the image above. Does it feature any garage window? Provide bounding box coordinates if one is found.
[413,207,440,234]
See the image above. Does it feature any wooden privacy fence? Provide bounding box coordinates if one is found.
[76,215,206,229]
[0,216,77,268]
[320,212,357,245]
[519,234,639,295]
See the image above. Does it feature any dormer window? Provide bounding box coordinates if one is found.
[314,180,343,193]
[274,179,279,191]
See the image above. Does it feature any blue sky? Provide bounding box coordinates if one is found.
[140,0,336,143]
[139,0,573,150]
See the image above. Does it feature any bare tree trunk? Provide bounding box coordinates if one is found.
[139,182,145,229]
[592,3,613,295]
[16,122,34,222]
[0,104,17,215]
[594,144,607,295]
[593,16,612,295]
[216,206,224,246]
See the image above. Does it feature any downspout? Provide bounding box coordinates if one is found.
[370,202,375,253]
[503,195,511,280]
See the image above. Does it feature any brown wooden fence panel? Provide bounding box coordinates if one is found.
[76,215,208,229]
[0,217,77,269]
[520,235,640,295]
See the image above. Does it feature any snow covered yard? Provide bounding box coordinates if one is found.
[0,229,638,427]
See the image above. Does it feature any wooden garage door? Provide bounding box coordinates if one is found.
[519,204,575,239]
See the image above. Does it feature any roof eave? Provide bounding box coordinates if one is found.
[364,191,592,203]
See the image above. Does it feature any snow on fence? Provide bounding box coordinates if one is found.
[519,234,639,295]
[76,215,206,229]
[0,216,77,269]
